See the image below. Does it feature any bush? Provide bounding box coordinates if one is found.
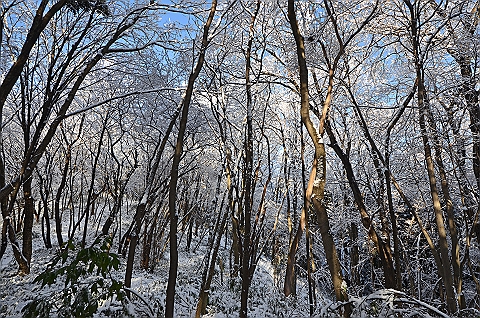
[22,235,127,318]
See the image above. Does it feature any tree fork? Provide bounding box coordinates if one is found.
[287,0,350,315]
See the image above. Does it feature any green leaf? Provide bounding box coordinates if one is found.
[22,298,52,318]
[28,235,124,318]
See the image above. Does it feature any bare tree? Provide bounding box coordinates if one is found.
[164,1,217,316]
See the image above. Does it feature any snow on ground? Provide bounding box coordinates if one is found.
[0,214,458,317]
[0,214,313,318]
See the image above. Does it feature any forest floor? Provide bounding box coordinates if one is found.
[0,213,460,318]
[0,215,313,317]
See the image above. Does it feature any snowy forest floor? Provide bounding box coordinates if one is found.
[0,214,465,318]
[0,215,313,318]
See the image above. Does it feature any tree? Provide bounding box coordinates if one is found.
[165,1,218,316]
[0,1,160,274]
[286,0,349,312]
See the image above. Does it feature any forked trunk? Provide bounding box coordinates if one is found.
[287,0,349,315]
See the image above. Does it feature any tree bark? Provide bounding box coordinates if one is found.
[324,118,396,289]
[124,199,147,295]
[21,179,34,274]
[405,0,458,312]
[80,115,107,248]
[195,192,228,317]
[287,0,349,314]
[240,1,261,317]
[165,2,217,316]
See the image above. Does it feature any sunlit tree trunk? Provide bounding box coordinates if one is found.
[287,0,349,314]
[406,1,457,311]
[417,71,457,314]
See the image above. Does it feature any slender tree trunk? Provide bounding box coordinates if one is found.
[284,123,307,296]
[240,2,261,317]
[349,222,360,286]
[385,168,401,290]
[287,1,349,314]
[21,179,34,274]
[102,161,137,236]
[404,1,457,311]
[429,106,462,304]
[37,174,52,249]
[383,102,408,290]
[321,78,397,289]
[195,192,228,317]
[141,204,160,270]
[0,139,7,261]
[417,76,457,313]
[1,210,28,273]
[124,198,147,295]
[121,90,182,263]
[55,144,75,246]
[81,116,107,248]
[324,118,396,289]
[305,206,315,315]
[284,207,306,296]
[165,3,217,316]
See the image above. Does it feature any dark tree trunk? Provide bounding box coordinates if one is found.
[324,119,396,289]
[195,192,228,317]
[37,167,52,249]
[55,145,72,247]
[21,179,34,274]
[102,160,137,236]
[81,117,107,248]
[349,222,360,286]
[124,200,147,295]
[164,2,217,316]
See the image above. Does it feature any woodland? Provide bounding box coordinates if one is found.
[0,0,480,317]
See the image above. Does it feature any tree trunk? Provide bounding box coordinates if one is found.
[55,141,72,247]
[21,178,34,274]
[349,222,360,286]
[239,2,261,317]
[81,116,107,248]
[141,205,160,270]
[417,75,457,314]
[429,104,462,304]
[287,0,349,313]
[404,1,458,311]
[324,119,396,289]
[37,168,52,249]
[195,192,228,317]
[102,160,137,236]
[124,199,147,295]
[284,208,306,296]
[165,2,217,316]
